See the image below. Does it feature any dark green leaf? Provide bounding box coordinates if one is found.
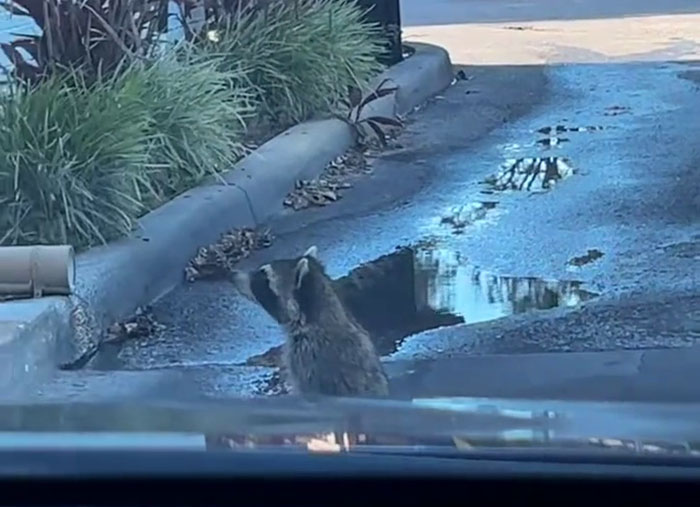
[7,37,40,60]
[348,85,362,108]
[358,83,398,112]
[365,120,387,147]
[363,116,403,128]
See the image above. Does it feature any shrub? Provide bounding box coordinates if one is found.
[0,54,255,247]
[191,0,385,127]
[0,69,152,247]
[337,78,402,147]
[127,50,256,204]
[0,0,385,248]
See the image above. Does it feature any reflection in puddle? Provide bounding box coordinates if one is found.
[336,242,597,355]
[536,137,569,148]
[485,157,574,192]
[604,105,631,117]
[440,201,498,234]
[412,245,595,324]
[537,125,604,134]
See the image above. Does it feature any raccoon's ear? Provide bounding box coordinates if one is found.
[230,270,255,300]
[303,245,318,259]
[294,257,310,289]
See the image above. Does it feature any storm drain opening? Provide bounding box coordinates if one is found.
[484,157,574,192]
[248,241,599,385]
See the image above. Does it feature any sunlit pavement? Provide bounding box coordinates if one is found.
[401,0,700,66]
[17,0,700,403]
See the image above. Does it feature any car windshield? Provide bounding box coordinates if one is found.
[0,0,699,456]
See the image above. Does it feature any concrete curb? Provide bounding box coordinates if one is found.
[0,298,71,398]
[0,42,453,394]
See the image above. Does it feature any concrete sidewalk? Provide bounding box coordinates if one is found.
[401,0,700,66]
[385,346,700,402]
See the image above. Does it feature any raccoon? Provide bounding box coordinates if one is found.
[231,246,389,397]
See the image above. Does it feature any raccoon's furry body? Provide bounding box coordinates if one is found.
[231,246,389,397]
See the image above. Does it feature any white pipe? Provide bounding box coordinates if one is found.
[0,245,75,297]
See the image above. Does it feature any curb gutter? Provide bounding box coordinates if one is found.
[0,298,71,398]
[0,42,453,397]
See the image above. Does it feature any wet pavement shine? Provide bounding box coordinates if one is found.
[14,22,700,402]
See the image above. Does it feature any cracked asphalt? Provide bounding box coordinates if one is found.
[18,0,700,403]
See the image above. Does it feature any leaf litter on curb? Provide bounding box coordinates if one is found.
[62,224,277,369]
[284,127,404,213]
[104,306,165,344]
[284,137,407,212]
[283,148,372,211]
[284,178,352,210]
[186,228,274,282]
[62,299,166,369]
[74,227,276,356]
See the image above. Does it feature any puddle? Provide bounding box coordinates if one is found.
[248,242,598,372]
[604,105,631,117]
[567,249,605,268]
[503,138,569,152]
[401,244,597,331]
[537,125,604,134]
[485,157,574,192]
[342,242,597,354]
[536,137,569,148]
[440,201,498,234]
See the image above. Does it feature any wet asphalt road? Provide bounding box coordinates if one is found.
[21,0,700,402]
[27,56,700,402]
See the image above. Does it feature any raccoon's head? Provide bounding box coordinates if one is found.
[230,246,326,326]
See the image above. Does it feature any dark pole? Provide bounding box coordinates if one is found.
[354,0,403,66]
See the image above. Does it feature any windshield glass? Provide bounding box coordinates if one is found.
[0,0,699,456]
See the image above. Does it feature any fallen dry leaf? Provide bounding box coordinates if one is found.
[186,228,274,282]
[283,131,403,212]
[104,306,165,344]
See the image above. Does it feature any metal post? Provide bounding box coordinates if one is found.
[354,0,403,66]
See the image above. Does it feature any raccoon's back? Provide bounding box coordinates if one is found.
[284,325,389,397]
